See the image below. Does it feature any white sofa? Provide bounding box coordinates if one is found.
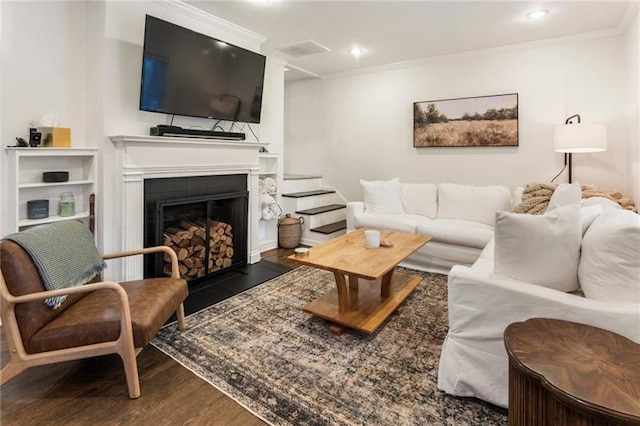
[437,204,640,408]
[346,180,512,274]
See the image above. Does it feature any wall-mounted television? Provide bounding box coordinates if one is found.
[139,15,266,124]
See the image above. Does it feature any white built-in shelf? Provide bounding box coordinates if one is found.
[19,179,94,189]
[19,211,90,228]
[5,147,97,233]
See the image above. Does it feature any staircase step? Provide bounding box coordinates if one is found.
[282,189,336,198]
[310,220,347,235]
[296,204,346,215]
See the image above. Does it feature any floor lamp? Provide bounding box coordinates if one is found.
[553,114,607,183]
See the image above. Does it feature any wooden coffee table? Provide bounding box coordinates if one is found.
[289,228,430,335]
[505,318,640,425]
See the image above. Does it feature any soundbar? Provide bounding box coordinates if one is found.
[150,125,246,141]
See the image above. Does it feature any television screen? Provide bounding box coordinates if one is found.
[140,15,266,123]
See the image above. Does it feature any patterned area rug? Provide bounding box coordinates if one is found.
[152,266,507,425]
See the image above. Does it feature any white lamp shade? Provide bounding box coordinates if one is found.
[554,123,607,153]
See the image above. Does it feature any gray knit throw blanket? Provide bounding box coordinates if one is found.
[4,221,107,309]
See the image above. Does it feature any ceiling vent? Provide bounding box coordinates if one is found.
[275,39,330,57]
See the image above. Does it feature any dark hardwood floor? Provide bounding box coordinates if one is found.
[1,247,302,426]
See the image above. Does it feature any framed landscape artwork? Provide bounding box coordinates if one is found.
[413,93,518,147]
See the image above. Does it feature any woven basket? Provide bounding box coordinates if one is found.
[278,214,304,248]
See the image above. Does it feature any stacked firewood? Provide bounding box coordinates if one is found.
[162,219,234,280]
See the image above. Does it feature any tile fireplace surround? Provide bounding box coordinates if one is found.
[109,135,268,282]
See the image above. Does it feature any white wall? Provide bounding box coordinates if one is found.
[626,9,640,206]
[1,1,88,144]
[285,35,634,202]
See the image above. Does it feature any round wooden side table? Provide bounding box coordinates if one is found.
[504,318,640,426]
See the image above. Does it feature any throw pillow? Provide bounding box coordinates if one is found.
[360,178,404,215]
[578,209,640,303]
[494,204,581,292]
[400,183,438,219]
[579,205,602,235]
[547,182,582,211]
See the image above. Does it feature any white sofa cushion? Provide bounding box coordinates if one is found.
[400,183,438,219]
[494,204,581,292]
[581,196,623,210]
[355,213,424,233]
[438,183,511,226]
[416,219,493,249]
[579,209,640,303]
[360,178,404,215]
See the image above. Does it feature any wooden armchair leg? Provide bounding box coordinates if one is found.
[177,303,186,330]
[119,351,140,399]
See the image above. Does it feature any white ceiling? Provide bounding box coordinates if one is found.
[187,1,637,81]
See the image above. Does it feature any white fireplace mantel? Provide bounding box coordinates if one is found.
[108,135,269,281]
[110,134,268,149]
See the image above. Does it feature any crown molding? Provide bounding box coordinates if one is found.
[152,0,267,47]
[286,63,321,79]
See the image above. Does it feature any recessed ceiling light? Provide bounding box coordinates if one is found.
[527,9,548,19]
[348,47,365,57]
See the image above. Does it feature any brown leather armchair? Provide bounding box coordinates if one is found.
[0,241,188,398]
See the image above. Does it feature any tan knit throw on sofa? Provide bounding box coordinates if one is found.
[512,183,637,214]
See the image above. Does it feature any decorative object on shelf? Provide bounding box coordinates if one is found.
[259,177,277,195]
[89,193,95,234]
[59,192,76,217]
[28,128,42,147]
[264,177,277,194]
[38,127,71,148]
[278,213,304,248]
[14,137,28,147]
[552,114,607,183]
[42,171,69,183]
[413,93,518,147]
[27,200,49,219]
[257,154,279,251]
[260,194,278,220]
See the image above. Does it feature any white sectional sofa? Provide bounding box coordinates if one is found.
[437,201,640,408]
[346,179,512,274]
